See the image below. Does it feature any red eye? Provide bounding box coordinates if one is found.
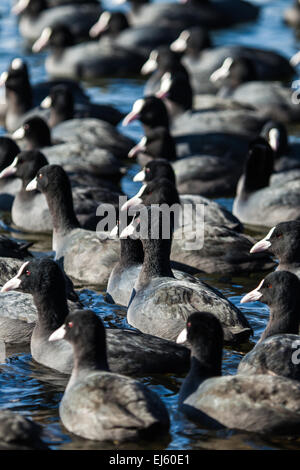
[38,173,43,179]
[25,270,31,276]
[187,322,191,328]
[276,233,283,238]
[68,322,73,328]
[146,168,150,173]
[268,284,272,289]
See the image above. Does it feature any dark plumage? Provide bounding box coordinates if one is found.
[239,271,300,380]
[25,164,120,286]
[40,84,123,127]
[2,258,189,373]
[13,0,102,43]
[0,410,46,450]
[124,206,252,344]
[250,221,300,278]
[233,138,300,227]
[49,310,170,442]
[177,312,300,434]
[0,149,123,232]
[0,57,88,132]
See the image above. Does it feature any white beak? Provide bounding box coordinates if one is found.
[121,184,146,211]
[156,72,172,99]
[290,51,300,67]
[12,126,25,140]
[210,57,234,83]
[110,224,119,237]
[133,169,146,182]
[268,128,280,152]
[0,72,8,87]
[119,220,136,238]
[26,177,38,191]
[176,328,187,344]
[141,51,158,75]
[1,261,29,292]
[170,31,189,53]
[40,96,52,109]
[11,58,23,70]
[122,99,145,126]
[0,157,18,179]
[250,227,275,254]
[11,0,30,15]
[240,279,264,304]
[32,27,52,53]
[1,277,21,292]
[128,136,147,159]
[49,324,66,342]
[89,11,111,38]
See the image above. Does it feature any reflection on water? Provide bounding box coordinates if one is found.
[0,0,300,450]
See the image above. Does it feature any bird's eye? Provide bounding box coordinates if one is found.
[38,173,43,179]
[68,321,73,328]
[187,321,191,328]
[267,284,272,289]
[276,233,283,238]
[146,168,150,173]
[25,270,31,276]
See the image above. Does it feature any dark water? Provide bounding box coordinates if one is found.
[1,0,300,450]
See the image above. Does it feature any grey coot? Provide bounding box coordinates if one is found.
[233,138,300,227]
[2,258,190,374]
[123,95,259,165]
[49,310,170,442]
[26,164,120,286]
[0,410,46,450]
[120,0,259,30]
[176,312,300,435]
[250,221,300,278]
[122,206,252,344]
[238,271,300,380]
[12,116,130,181]
[0,57,89,132]
[125,169,274,275]
[0,137,22,211]
[12,0,102,43]
[129,127,249,197]
[0,150,123,232]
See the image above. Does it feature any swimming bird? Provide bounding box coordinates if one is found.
[126,168,274,275]
[250,221,300,278]
[176,312,300,434]
[0,57,89,132]
[122,206,252,344]
[0,410,46,450]
[49,310,170,442]
[0,150,123,232]
[0,137,22,211]
[2,258,190,374]
[238,271,300,380]
[12,0,102,44]
[233,138,300,227]
[26,164,120,286]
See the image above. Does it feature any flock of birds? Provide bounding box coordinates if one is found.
[2,0,300,450]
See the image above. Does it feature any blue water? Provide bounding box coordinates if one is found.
[0,0,300,450]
